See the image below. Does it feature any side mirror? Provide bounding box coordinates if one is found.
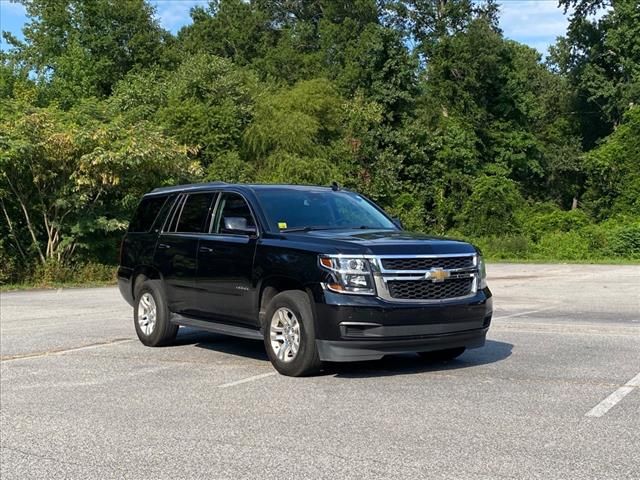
[392,217,404,229]
[223,216,257,235]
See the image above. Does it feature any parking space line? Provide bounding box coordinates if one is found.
[0,338,134,363]
[493,305,556,320]
[585,372,640,418]
[217,372,276,388]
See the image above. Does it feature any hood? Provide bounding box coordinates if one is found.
[280,229,477,256]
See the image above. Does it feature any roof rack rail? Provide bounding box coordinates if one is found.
[150,181,227,194]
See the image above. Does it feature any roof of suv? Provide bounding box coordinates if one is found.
[148,182,339,196]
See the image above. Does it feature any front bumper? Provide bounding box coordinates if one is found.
[316,328,488,362]
[311,287,493,362]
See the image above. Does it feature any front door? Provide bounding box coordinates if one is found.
[195,192,259,326]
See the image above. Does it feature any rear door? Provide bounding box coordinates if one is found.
[195,192,259,326]
[154,192,217,315]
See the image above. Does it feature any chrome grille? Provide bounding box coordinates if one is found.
[381,256,474,271]
[371,254,478,302]
[387,277,474,300]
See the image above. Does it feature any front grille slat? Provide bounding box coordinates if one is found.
[387,277,473,300]
[381,256,473,271]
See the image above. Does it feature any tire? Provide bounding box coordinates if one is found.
[263,290,322,377]
[417,347,466,362]
[133,279,178,347]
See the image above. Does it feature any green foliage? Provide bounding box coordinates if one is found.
[244,79,342,159]
[159,54,257,163]
[0,97,199,268]
[5,0,173,103]
[460,175,523,236]
[206,151,255,183]
[582,106,640,219]
[520,206,592,241]
[606,222,640,259]
[551,0,640,148]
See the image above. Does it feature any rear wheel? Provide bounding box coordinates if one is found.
[418,347,466,361]
[133,279,178,347]
[264,291,321,377]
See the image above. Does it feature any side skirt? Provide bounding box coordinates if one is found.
[171,313,263,341]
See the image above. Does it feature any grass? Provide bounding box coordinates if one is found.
[484,257,640,265]
[0,279,116,292]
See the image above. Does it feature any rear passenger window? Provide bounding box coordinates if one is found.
[128,196,168,232]
[175,193,216,233]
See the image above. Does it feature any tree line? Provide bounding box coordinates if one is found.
[1,0,639,284]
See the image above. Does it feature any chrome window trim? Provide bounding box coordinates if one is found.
[208,191,261,238]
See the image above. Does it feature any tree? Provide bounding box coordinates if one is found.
[3,0,172,103]
[550,0,640,147]
[582,106,640,219]
[460,174,523,236]
[0,98,199,266]
[158,54,258,165]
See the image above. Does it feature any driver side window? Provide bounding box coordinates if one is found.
[211,193,256,235]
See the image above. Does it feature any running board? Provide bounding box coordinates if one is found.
[171,314,263,341]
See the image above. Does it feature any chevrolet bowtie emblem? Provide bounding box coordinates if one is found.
[425,268,450,283]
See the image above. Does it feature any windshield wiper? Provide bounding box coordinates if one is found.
[280,226,341,233]
[281,225,385,232]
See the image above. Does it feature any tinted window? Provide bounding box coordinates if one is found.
[254,189,396,231]
[128,196,168,232]
[212,193,256,234]
[175,193,215,233]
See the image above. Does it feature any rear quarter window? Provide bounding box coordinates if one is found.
[128,196,168,232]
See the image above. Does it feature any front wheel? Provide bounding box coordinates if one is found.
[417,347,466,361]
[263,291,321,377]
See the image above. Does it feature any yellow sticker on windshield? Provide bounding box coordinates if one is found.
[278,221,288,229]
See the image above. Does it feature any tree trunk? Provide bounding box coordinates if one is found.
[5,177,46,264]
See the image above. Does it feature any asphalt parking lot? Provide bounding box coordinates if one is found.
[1,264,639,479]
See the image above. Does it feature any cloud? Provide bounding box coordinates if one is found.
[151,0,209,33]
[497,0,571,55]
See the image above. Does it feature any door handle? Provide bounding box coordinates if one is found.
[199,246,214,253]
[157,243,171,250]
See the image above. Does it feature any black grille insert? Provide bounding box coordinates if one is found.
[381,256,474,271]
[387,277,473,300]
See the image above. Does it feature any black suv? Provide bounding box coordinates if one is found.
[118,182,492,376]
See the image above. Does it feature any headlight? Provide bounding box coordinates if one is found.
[319,255,376,295]
[477,255,487,289]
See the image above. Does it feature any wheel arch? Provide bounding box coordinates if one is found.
[257,275,315,327]
[131,265,164,299]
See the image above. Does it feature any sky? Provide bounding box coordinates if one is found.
[0,0,573,57]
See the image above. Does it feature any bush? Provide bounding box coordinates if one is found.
[466,235,532,260]
[10,259,116,288]
[603,222,640,259]
[388,192,427,232]
[459,175,523,236]
[521,207,591,241]
[533,230,593,260]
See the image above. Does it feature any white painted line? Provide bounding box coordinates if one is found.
[217,372,276,388]
[586,372,640,418]
[493,305,556,320]
[0,339,134,363]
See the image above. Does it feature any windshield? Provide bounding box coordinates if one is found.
[254,188,398,232]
